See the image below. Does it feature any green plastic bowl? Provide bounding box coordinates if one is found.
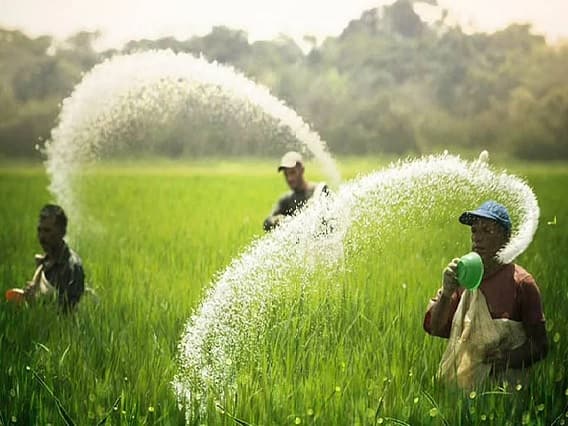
[457,252,484,290]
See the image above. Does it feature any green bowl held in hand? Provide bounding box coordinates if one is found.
[457,252,484,290]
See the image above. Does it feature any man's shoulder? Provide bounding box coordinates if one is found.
[512,263,539,289]
[321,183,331,195]
[308,182,330,197]
[278,191,295,204]
[66,246,84,269]
[513,264,533,281]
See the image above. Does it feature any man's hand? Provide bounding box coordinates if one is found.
[23,281,37,301]
[272,214,285,227]
[34,254,45,267]
[442,258,460,296]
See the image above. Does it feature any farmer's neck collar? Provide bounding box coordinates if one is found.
[46,240,66,263]
[294,180,309,194]
[483,257,506,278]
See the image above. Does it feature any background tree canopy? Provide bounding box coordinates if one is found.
[1,0,567,160]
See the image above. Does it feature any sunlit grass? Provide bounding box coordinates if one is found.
[0,159,566,425]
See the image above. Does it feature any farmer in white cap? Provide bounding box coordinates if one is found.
[423,200,548,388]
[263,151,329,231]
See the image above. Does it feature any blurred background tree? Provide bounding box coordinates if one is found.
[0,0,566,160]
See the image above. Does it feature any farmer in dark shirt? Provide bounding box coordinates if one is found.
[263,151,329,231]
[24,204,85,311]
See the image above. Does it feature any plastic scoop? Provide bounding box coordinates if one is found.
[5,288,26,304]
[457,252,484,290]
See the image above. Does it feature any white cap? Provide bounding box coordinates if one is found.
[278,151,303,171]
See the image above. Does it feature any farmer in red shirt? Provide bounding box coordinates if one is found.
[424,200,547,386]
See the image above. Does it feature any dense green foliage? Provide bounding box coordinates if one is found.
[1,0,568,160]
[0,159,566,425]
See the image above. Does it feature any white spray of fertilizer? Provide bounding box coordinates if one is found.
[44,49,341,227]
[173,153,539,421]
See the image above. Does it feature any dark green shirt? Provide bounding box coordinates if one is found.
[264,183,329,231]
[40,243,85,311]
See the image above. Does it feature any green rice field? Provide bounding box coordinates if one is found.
[0,158,567,425]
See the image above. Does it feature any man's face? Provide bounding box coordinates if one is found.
[38,215,64,253]
[283,165,304,191]
[470,217,508,263]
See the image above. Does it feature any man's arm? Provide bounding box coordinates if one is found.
[59,261,85,311]
[485,276,548,371]
[485,322,548,372]
[23,262,44,300]
[263,197,287,231]
[424,258,461,338]
[263,214,285,231]
[512,322,548,368]
[425,291,460,338]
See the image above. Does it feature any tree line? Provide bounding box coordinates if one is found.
[1,0,567,160]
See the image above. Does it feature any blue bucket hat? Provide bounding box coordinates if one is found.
[459,200,512,235]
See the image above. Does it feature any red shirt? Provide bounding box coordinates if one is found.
[423,263,545,338]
